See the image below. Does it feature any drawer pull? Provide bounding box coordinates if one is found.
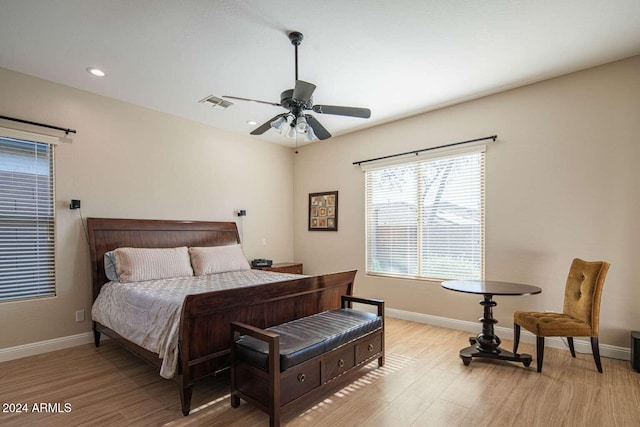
[337,359,345,368]
[297,373,306,383]
[368,343,374,352]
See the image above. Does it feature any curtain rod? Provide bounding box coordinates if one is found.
[353,135,497,166]
[0,115,77,135]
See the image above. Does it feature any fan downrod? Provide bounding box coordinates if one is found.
[288,31,304,82]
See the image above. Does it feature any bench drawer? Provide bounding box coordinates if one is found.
[323,345,355,382]
[281,361,321,405]
[356,332,382,364]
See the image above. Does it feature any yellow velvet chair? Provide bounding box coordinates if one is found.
[513,258,610,373]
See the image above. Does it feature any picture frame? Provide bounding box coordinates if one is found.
[308,191,338,231]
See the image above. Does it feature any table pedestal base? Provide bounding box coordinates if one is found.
[460,337,532,367]
[460,294,533,367]
[441,280,541,369]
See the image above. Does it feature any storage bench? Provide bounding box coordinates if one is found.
[230,295,384,427]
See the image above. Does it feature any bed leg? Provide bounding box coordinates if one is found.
[180,385,193,416]
[230,394,240,408]
[93,327,101,347]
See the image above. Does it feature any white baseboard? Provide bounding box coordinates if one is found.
[0,332,94,363]
[385,307,630,361]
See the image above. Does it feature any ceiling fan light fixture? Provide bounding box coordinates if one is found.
[270,116,286,133]
[305,123,316,141]
[284,123,296,139]
[295,116,308,133]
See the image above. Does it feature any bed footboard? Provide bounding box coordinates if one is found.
[177,269,356,415]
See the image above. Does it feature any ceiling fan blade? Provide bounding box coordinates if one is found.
[250,114,287,135]
[222,95,281,107]
[292,80,316,103]
[312,105,371,119]
[306,115,332,140]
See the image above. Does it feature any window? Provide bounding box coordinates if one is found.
[0,133,55,302]
[365,145,484,281]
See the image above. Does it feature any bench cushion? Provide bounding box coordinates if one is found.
[235,309,382,371]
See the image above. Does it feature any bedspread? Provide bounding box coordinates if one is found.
[91,269,305,378]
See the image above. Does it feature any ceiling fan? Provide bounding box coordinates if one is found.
[223,31,371,141]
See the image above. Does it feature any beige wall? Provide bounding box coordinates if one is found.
[294,56,640,348]
[2,55,638,352]
[0,68,295,349]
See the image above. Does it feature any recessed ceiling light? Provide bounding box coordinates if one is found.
[246,120,257,126]
[86,67,106,77]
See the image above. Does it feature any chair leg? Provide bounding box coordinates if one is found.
[567,337,576,357]
[513,323,521,353]
[536,336,545,373]
[591,337,603,373]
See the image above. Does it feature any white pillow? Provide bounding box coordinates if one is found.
[104,251,119,282]
[189,244,250,276]
[114,247,193,283]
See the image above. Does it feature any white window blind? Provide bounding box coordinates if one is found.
[365,147,484,281]
[0,135,55,301]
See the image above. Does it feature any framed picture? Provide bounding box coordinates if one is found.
[308,191,338,231]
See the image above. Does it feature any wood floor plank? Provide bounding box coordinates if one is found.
[1,318,639,426]
[411,398,468,427]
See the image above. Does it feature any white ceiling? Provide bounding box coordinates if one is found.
[1,0,639,147]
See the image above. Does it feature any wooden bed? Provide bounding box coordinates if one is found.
[87,217,356,416]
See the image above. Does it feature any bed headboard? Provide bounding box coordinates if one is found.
[87,218,241,301]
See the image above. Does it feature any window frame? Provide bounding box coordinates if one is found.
[0,128,56,303]
[363,144,485,282]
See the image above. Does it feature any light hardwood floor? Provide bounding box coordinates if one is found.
[1,318,639,426]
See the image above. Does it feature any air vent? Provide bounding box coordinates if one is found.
[199,95,233,109]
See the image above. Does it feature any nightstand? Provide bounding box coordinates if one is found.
[252,262,303,275]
